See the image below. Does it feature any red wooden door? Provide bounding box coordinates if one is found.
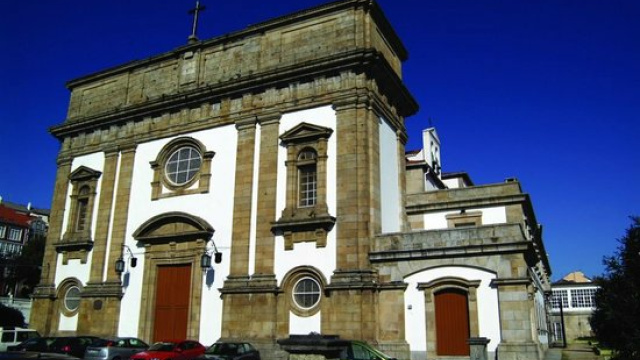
[153,264,191,342]
[435,289,470,356]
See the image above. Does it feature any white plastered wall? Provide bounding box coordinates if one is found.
[56,152,105,331]
[404,266,501,354]
[273,106,337,335]
[422,206,507,230]
[379,116,401,234]
[117,124,237,344]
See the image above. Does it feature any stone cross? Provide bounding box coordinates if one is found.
[188,1,206,43]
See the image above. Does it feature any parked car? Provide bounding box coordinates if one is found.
[339,341,396,360]
[6,337,56,352]
[48,336,102,358]
[0,351,79,359]
[84,337,149,360]
[130,340,205,360]
[196,342,260,360]
[0,327,40,352]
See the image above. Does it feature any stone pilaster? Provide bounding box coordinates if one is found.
[78,145,136,336]
[30,154,72,335]
[106,144,137,283]
[333,97,380,271]
[228,118,257,278]
[375,282,410,359]
[77,148,121,336]
[253,112,280,275]
[492,278,543,360]
[88,149,118,282]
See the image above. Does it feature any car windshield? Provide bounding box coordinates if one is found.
[206,343,239,355]
[149,342,176,351]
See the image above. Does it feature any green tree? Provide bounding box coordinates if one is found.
[0,303,26,327]
[591,217,640,359]
[14,233,46,294]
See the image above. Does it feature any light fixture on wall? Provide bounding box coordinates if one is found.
[200,239,222,270]
[115,244,137,275]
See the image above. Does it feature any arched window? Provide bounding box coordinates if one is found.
[273,123,335,250]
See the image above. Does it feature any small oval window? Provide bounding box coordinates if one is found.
[64,286,81,312]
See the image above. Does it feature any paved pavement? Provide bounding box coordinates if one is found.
[544,342,603,360]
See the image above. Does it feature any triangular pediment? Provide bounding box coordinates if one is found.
[280,122,333,144]
[68,166,102,181]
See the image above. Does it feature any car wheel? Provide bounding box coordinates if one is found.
[112,357,122,360]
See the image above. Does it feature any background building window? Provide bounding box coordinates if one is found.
[293,277,321,309]
[551,289,568,309]
[570,288,596,308]
[8,228,22,241]
[0,225,6,239]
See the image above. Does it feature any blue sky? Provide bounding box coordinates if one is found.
[1,0,638,280]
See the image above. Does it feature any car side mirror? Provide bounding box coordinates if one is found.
[176,348,183,353]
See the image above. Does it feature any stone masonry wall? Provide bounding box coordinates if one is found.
[64,1,405,123]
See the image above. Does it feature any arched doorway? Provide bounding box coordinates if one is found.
[132,212,214,341]
[435,288,470,356]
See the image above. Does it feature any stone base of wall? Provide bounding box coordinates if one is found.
[377,341,410,360]
[497,342,543,360]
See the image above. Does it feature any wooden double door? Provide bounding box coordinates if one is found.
[153,264,192,342]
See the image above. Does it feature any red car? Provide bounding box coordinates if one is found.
[130,340,205,360]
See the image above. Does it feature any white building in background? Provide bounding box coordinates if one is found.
[550,271,599,344]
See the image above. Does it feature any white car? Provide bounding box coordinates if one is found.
[0,327,40,352]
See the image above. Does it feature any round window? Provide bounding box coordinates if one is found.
[64,286,81,312]
[292,277,321,309]
[165,146,202,185]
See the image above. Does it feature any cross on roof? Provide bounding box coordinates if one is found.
[188,1,206,43]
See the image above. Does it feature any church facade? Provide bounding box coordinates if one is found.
[31,1,552,360]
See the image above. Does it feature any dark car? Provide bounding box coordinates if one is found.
[0,351,79,360]
[84,337,149,360]
[48,337,102,358]
[196,342,260,360]
[130,340,205,360]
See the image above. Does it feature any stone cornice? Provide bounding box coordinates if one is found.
[65,0,407,89]
[370,223,535,263]
[369,241,531,263]
[51,50,416,141]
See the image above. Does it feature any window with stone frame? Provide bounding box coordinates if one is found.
[297,149,318,207]
[0,225,5,239]
[284,268,325,317]
[61,166,101,244]
[58,278,82,317]
[272,123,335,250]
[150,137,215,200]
